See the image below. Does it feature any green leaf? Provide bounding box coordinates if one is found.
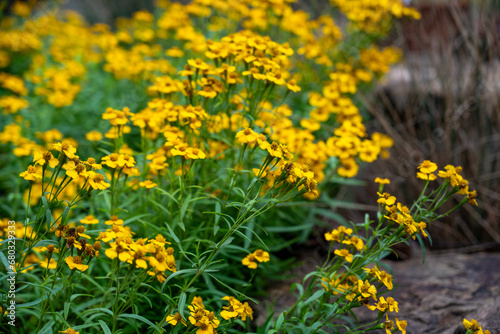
[304,290,324,305]
[99,320,112,334]
[275,312,285,329]
[178,291,187,319]
[415,233,426,264]
[214,201,221,236]
[59,205,71,226]
[64,302,70,319]
[118,313,161,331]
[0,251,15,274]
[163,268,197,285]
[0,238,26,246]
[207,274,258,304]
[17,284,63,308]
[179,193,192,223]
[45,207,52,232]
[164,221,180,244]
[38,320,54,334]
[70,293,94,302]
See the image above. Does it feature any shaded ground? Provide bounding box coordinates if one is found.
[258,248,500,333]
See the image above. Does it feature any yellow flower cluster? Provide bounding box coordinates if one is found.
[31,61,84,108]
[18,141,109,210]
[102,232,176,282]
[324,226,364,263]
[220,296,253,321]
[417,160,478,205]
[330,0,421,33]
[166,296,225,333]
[463,318,490,334]
[241,249,270,269]
[382,195,428,240]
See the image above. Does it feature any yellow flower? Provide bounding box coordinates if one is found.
[139,180,158,189]
[418,160,438,173]
[105,241,132,262]
[52,141,77,159]
[20,165,42,181]
[287,79,301,92]
[377,192,396,206]
[266,142,283,158]
[105,215,124,226]
[338,158,359,178]
[334,249,353,263]
[39,258,57,269]
[242,253,258,269]
[86,172,110,190]
[463,318,488,334]
[166,312,187,326]
[194,321,214,334]
[59,328,79,334]
[236,128,259,145]
[383,314,394,334]
[80,215,99,225]
[358,280,377,300]
[467,190,478,206]
[33,150,59,168]
[374,177,390,184]
[396,318,407,334]
[65,256,88,272]
[253,249,270,263]
[417,160,437,180]
[185,147,206,160]
[85,130,103,141]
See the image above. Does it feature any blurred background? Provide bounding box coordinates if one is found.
[3,0,499,251]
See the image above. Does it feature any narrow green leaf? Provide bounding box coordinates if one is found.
[163,268,197,285]
[275,312,285,329]
[304,290,324,305]
[38,320,54,334]
[118,313,161,331]
[64,302,70,319]
[207,274,258,304]
[99,320,112,334]
[415,234,426,264]
[178,291,187,319]
[164,221,180,244]
[0,251,14,274]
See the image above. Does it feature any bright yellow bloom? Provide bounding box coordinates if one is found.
[334,249,353,263]
[80,215,99,225]
[139,180,158,189]
[417,160,438,180]
[86,172,110,190]
[377,192,396,206]
[39,258,57,269]
[383,314,394,334]
[65,256,88,272]
[358,280,377,300]
[242,253,258,269]
[33,150,59,168]
[85,130,103,141]
[52,141,77,159]
[236,128,259,145]
[374,177,390,184]
[396,318,407,334]
[20,165,43,181]
[105,215,124,226]
[463,318,489,334]
[166,312,187,326]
